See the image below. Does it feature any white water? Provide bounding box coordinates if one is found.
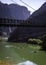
[5,45,14,48]
[5,45,21,49]
[17,61,37,65]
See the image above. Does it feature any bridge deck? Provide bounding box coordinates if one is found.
[0,18,46,27]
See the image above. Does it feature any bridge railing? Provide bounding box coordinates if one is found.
[0,18,46,27]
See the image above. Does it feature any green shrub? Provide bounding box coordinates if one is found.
[27,38,42,45]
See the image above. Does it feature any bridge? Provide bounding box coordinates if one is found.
[0,18,30,26]
[0,18,46,27]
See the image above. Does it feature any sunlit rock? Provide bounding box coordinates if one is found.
[17,61,37,65]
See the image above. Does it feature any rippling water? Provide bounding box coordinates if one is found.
[0,42,46,65]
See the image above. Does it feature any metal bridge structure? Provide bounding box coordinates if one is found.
[0,18,46,27]
[0,18,29,26]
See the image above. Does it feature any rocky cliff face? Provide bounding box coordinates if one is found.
[0,2,30,20]
[27,2,46,26]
